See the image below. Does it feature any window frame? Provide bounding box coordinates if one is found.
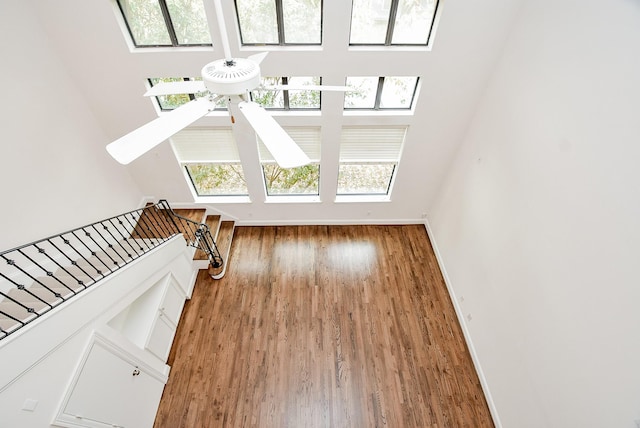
[344,76,419,111]
[336,162,397,196]
[234,0,324,46]
[171,128,250,198]
[257,127,322,197]
[116,0,213,48]
[250,77,323,111]
[336,126,406,197]
[147,78,228,112]
[183,163,250,197]
[348,0,440,47]
[260,162,321,197]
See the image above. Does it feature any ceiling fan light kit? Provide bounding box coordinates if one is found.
[200,58,261,95]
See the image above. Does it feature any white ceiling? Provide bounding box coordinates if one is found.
[29,0,524,223]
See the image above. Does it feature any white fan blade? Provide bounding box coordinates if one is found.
[144,81,207,96]
[238,101,311,168]
[106,98,213,165]
[265,84,350,92]
[248,52,269,64]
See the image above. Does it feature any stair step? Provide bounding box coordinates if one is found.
[194,215,221,261]
[208,220,235,279]
[130,208,206,240]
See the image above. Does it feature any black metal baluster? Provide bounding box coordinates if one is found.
[122,213,153,252]
[17,247,86,290]
[107,218,141,258]
[66,231,104,278]
[0,273,54,309]
[139,207,169,241]
[38,238,93,283]
[89,225,127,267]
[1,255,75,297]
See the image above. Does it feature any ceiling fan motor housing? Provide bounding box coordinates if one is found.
[201,58,261,95]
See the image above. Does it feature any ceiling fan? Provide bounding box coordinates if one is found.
[106,0,347,169]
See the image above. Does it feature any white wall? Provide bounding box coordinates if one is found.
[0,1,142,251]
[429,0,640,426]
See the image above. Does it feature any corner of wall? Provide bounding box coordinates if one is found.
[422,219,502,428]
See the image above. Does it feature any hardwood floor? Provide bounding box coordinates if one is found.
[154,225,493,428]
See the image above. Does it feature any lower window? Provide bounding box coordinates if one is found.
[337,163,396,195]
[262,163,320,196]
[185,164,249,196]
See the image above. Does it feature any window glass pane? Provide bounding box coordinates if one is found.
[236,0,278,44]
[252,77,284,108]
[391,0,437,44]
[282,0,322,44]
[118,0,172,46]
[344,77,378,109]
[379,77,418,108]
[288,77,321,109]
[337,163,395,194]
[185,164,248,196]
[166,0,212,44]
[349,0,391,44]
[150,77,192,110]
[262,164,320,195]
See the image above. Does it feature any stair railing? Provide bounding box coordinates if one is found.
[0,200,222,341]
[155,200,223,269]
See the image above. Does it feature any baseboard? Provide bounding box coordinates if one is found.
[423,219,502,428]
[236,218,425,226]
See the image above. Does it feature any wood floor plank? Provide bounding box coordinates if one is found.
[155,225,493,428]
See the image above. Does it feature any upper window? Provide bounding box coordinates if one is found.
[117,0,212,47]
[148,78,227,111]
[235,0,322,45]
[251,77,321,110]
[344,76,419,110]
[349,0,439,45]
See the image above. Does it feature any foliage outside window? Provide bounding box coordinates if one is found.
[172,129,247,197]
[337,163,395,194]
[117,0,212,47]
[148,78,226,111]
[337,127,406,196]
[344,76,418,110]
[185,164,248,196]
[258,127,321,196]
[235,0,322,45]
[251,77,321,110]
[262,164,320,195]
[350,0,439,45]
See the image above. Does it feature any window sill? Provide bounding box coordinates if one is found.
[343,109,415,117]
[335,195,391,203]
[193,195,251,204]
[130,46,213,54]
[347,45,431,53]
[264,195,321,203]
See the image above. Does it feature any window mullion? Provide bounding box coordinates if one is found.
[157,0,179,46]
[275,0,286,45]
[282,77,290,110]
[374,77,385,110]
[385,0,400,46]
